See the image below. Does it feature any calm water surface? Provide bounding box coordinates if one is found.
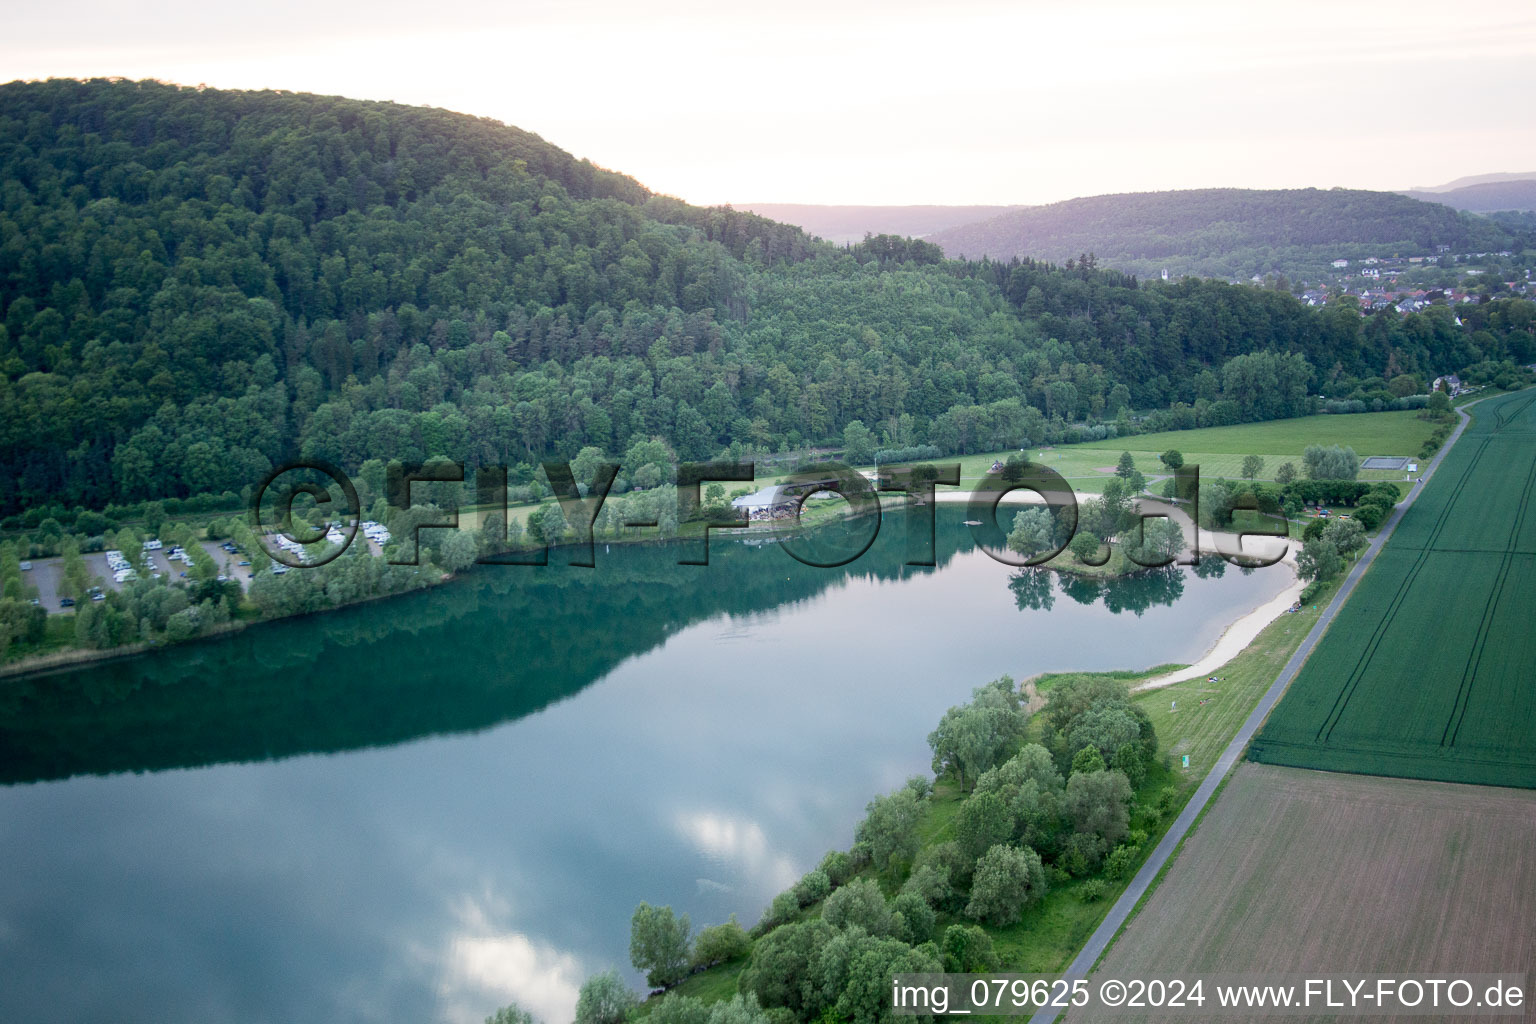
[0,511,1291,1024]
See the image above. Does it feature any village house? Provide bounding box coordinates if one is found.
[1432,374,1464,396]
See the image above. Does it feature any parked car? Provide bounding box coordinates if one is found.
[59,597,75,607]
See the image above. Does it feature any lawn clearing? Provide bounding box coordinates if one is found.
[1251,389,1536,788]
[1083,763,1536,1022]
[1073,410,1438,458]
[932,411,1437,495]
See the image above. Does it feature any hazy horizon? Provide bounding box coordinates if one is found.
[4,0,1535,207]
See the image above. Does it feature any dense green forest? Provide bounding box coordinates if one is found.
[926,187,1528,279]
[2,79,1535,522]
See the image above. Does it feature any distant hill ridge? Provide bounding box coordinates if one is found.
[1400,178,1536,214]
[734,203,1023,244]
[924,186,1521,277]
[1407,171,1536,192]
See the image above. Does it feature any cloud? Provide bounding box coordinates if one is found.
[434,896,586,1024]
[674,810,800,893]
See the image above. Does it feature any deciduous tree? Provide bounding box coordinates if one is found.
[630,902,692,990]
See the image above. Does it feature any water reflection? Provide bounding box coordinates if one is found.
[0,510,1296,1024]
[3,513,1226,786]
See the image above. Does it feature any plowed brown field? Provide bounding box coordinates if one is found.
[1078,763,1536,1022]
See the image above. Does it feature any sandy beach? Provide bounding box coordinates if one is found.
[913,485,1306,690]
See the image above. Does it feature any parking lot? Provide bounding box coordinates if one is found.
[18,539,259,615]
[18,530,388,614]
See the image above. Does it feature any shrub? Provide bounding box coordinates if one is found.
[891,891,936,945]
[738,920,835,1016]
[1058,832,1108,877]
[646,993,710,1024]
[817,850,854,887]
[956,790,1015,862]
[1353,503,1385,531]
[821,877,893,935]
[900,863,953,909]
[1110,743,1146,789]
[692,915,751,970]
[574,971,637,1024]
[1070,745,1106,776]
[485,1003,538,1024]
[1077,879,1108,903]
[916,842,972,911]
[965,845,1048,926]
[754,890,800,935]
[854,789,922,873]
[630,902,692,990]
[1104,844,1139,879]
[941,924,999,973]
[792,869,831,907]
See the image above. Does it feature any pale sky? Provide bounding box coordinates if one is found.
[5,0,1535,205]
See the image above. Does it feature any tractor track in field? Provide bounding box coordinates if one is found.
[1310,390,1536,743]
[1315,436,1488,742]
[1441,439,1536,749]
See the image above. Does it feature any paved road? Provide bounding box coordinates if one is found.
[1027,398,1483,1024]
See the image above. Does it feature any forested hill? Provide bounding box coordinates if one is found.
[2,79,1534,520]
[927,188,1523,278]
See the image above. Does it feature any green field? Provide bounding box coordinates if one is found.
[621,410,1437,505]
[1074,410,1437,458]
[930,410,1438,494]
[1250,389,1536,788]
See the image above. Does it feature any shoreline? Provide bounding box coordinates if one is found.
[2,499,1296,682]
[1132,568,1305,692]
[1013,545,1303,697]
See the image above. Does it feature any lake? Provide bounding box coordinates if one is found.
[0,509,1292,1024]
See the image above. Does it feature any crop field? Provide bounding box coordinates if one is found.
[1081,763,1536,1023]
[1250,389,1536,788]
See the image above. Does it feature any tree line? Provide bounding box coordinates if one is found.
[4,80,1535,526]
